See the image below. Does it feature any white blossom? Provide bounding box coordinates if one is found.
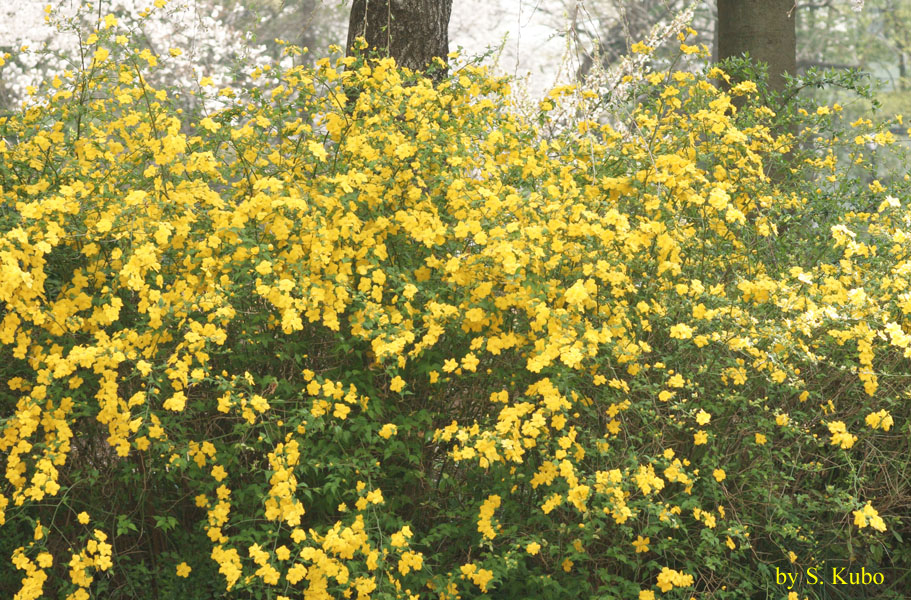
[0,0,271,107]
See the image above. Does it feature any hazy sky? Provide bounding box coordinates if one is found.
[450,0,571,96]
[1,0,574,101]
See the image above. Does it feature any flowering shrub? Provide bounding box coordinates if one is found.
[2,12,911,600]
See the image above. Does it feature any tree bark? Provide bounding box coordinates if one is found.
[716,1,797,184]
[716,0,797,95]
[346,0,453,79]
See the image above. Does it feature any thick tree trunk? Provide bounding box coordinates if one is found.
[716,0,796,95]
[716,1,797,184]
[346,0,453,79]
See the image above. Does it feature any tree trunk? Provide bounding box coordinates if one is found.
[716,1,797,184]
[716,0,796,95]
[346,0,453,79]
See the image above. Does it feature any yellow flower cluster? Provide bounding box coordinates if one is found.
[826,421,857,450]
[10,545,52,600]
[58,529,113,597]
[634,464,666,496]
[656,566,695,592]
[477,494,501,539]
[265,439,305,526]
[459,563,495,592]
[865,409,893,431]
[853,502,887,532]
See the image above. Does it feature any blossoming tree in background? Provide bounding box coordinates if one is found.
[0,0,348,111]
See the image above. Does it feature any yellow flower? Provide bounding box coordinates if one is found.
[77,511,90,524]
[199,117,221,132]
[307,140,327,161]
[669,323,694,339]
[754,433,767,446]
[564,279,591,307]
[713,469,726,482]
[735,80,758,94]
[525,542,540,555]
[826,421,856,449]
[398,550,423,575]
[656,566,694,592]
[176,562,192,577]
[286,563,307,585]
[461,353,480,372]
[693,431,707,445]
[378,423,398,439]
[389,376,405,393]
[95,217,113,233]
[249,395,269,413]
[632,535,650,553]
[163,391,187,412]
[853,502,887,532]
[865,410,893,431]
[390,526,412,548]
[695,410,711,425]
[255,260,273,275]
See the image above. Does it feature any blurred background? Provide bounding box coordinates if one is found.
[1,1,908,119]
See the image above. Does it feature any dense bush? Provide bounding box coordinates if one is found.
[1,10,910,600]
